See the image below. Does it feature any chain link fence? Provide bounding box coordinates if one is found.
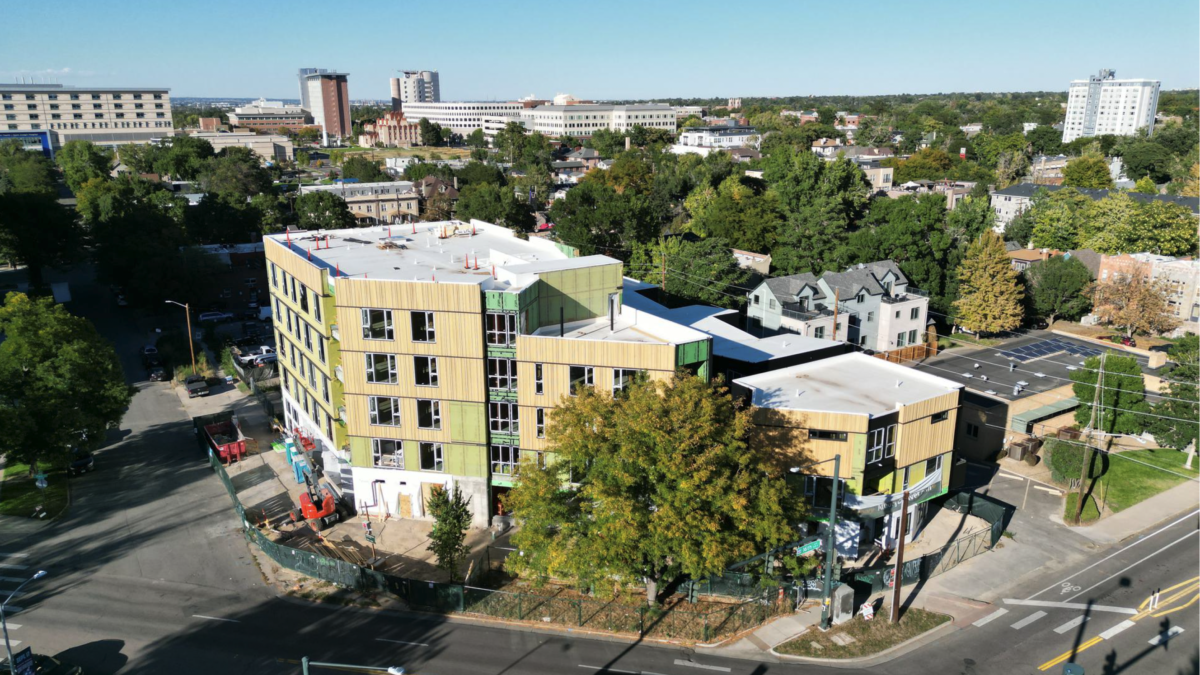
[208,449,783,642]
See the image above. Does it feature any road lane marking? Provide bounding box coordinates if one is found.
[1138,576,1200,609]
[4,640,18,647]
[1054,616,1089,634]
[1011,611,1047,629]
[1066,531,1199,602]
[1148,626,1184,646]
[0,563,29,570]
[1026,510,1200,600]
[3,624,20,630]
[672,660,731,672]
[1002,599,1137,615]
[0,553,29,558]
[191,614,240,623]
[376,638,430,647]
[972,608,1008,627]
[1039,636,1103,671]
[1032,486,1063,495]
[579,666,638,674]
[1152,592,1199,618]
[1099,620,1136,640]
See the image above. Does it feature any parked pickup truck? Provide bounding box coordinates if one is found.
[184,374,210,398]
[235,345,275,366]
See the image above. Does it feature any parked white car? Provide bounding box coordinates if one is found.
[198,311,234,323]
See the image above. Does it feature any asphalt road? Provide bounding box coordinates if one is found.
[1,267,1197,675]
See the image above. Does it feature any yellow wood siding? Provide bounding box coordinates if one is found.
[339,350,485,403]
[335,277,482,314]
[898,392,959,423]
[517,335,675,369]
[343,394,455,444]
[335,307,484,359]
[746,408,862,479]
[266,238,328,303]
[895,408,958,466]
[515,363,673,408]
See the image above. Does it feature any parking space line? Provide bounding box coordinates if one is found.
[972,608,1008,627]
[1099,620,1136,640]
[672,660,731,672]
[578,666,637,674]
[1011,611,1047,630]
[192,614,240,623]
[376,638,430,647]
[1054,616,1089,634]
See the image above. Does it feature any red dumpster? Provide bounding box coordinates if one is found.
[204,420,247,462]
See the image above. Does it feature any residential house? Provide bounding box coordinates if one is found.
[731,249,772,275]
[887,180,975,210]
[747,261,930,353]
[1007,248,1060,272]
[989,183,1200,230]
[298,180,418,223]
[1029,154,1069,184]
[734,353,962,555]
[811,137,845,158]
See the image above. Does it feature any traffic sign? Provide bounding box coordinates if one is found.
[13,647,34,675]
[794,537,821,556]
[365,534,376,544]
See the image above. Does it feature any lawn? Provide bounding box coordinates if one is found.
[336,146,473,160]
[775,608,950,659]
[1094,449,1199,513]
[1063,492,1101,524]
[0,466,69,518]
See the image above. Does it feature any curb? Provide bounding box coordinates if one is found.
[765,618,958,668]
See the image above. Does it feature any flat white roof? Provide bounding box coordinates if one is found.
[531,316,666,345]
[734,353,962,417]
[265,220,602,289]
[622,279,839,362]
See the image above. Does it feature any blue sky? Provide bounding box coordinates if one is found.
[3,0,1197,100]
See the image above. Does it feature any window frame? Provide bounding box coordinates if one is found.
[488,401,519,434]
[534,363,544,395]
[419,442,444,472]
[410,310,436,342]
[569,365,594,396]
[365,353,398,384]
[490,444,518,475]
[487,357,517,391]
[485,312,517,346]
[368,395,401,426]
[809,429,848,442]
[414,355,440,387]
[372,438,404,468]
[535,408,546,438]
[612,368,644,394]
[361,308,394,340]
[416,399,442,430]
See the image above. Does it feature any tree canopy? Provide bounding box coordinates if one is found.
[0,293,131,474]
[1070,354,1149,435]
[295,191,356,230]
[953,231,1024,333]
[504,375,801,602]
[1024,255,1093,325]
[57,140,114,194]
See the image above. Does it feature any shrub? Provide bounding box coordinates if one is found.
[1047,439,1088,483]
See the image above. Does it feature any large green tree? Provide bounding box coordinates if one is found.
[1062,155,1114,189]
[953,231,1024,333]
[548,180,656,257]
[0,293,131,474]
[199,147,273,202]
[295,191,356,230]
[1080,194,1198,257]
[454,182,534,232]
[1070,354,1149,435]
[56,140,114,194]
[504,375,800,603]
[1149,336,1199,453]
[0,191,84,289]
[339,155,391,183]
[685,176,783,253]
[1030,187,1093,250]
[0,140,56,194]
[628,237,752,309]
[1024,255,1092,325]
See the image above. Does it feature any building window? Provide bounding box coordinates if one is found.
[271,262,278,287]
[486,312,517,346]
[867,428,885,463]
[411,311,435,342]
[809,429,847,442]
[867,311,874,322]
[318,337,326,364]
[536,408,546,438]
[813,326,825,339]
[752,295,759,305]
[489,401,519,433]
[361,308,393,340]
[896,332,907,348]
[419,442,443,471]
[768,299,776,310]
[908,329,918,345]
[369,396,400,426]
[414,356,439,387]
[569,365,594,395]
[304,323,313,351]
[372,439,403,468]
[613,368,644,394]
[365,353,397,383]
[488,357,517,390]
[966,422,980,438]
[931,411,948,423]
[885,424,896,458]
[535,363,544,394]
[417,400,442,429]
[926,455,943,476]
[491,444,518,475]
[910,307,920,320]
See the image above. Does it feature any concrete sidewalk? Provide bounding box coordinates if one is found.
[715,604,822,655]
[1071,479,1200,544]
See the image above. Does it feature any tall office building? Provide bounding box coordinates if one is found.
[1062,69,1160,143]
[0,82,173,152]
[302,71,351,145]
[297,67,330,111]
[390,70,440,111]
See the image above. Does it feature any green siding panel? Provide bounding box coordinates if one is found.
[349,436,371,468]
[450,401,486,444]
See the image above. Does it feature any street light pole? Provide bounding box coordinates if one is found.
[819,454,841,630]
[165,300,196,374]
[2,571,46,668]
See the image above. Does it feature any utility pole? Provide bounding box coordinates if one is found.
[819,454,841,630]
[1074,352,1105,524]
[660,248,667,295]
[889,489,910,623]
[832,289,840,341]
[165,300,197,373]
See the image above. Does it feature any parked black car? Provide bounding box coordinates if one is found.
[69,450,94,476]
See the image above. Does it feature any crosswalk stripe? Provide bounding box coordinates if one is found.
[1012,611,1048,630]
[1054,616,1089,634]
[1148,627,1184,646]
[0,553,29,558]
[1099,620,1136,640]
[4,640,19,647]
[0,563,29,570]
[4,624,21,630]
[973,608,1008,627]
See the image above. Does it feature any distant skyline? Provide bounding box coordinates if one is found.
[2,0,1198,101]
